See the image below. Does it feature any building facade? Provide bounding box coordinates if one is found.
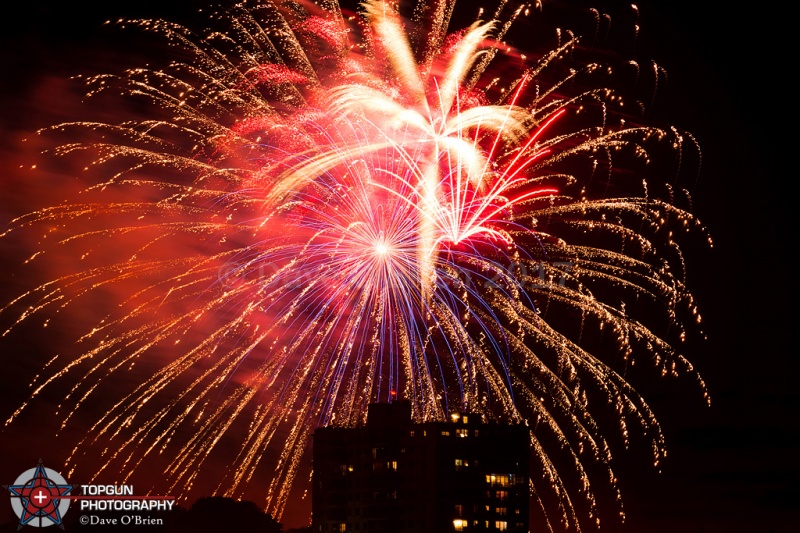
[312,402,530,533]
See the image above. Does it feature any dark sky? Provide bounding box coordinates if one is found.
[612,2,798,531]
[0,1,797,532]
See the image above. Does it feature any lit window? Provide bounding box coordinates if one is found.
[456,428,469,438]
[441,430,450,437]
[462,415,469,424]
[453,519,468,531]
[486,474,509,487]
[338,523,347,532]
[496,490,508,502]
[495,521,508,531]
[496,507,507,516]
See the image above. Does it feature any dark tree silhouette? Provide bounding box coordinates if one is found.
[182,497,282,533]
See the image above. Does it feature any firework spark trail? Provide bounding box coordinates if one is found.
[1,0,709,530]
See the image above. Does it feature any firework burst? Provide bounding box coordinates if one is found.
[2,0,709,530]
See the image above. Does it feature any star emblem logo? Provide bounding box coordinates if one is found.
[4,461,74,529]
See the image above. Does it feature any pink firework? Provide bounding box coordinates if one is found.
[2,1,708,530]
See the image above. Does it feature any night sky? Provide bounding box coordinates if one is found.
[0,1,797,532]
